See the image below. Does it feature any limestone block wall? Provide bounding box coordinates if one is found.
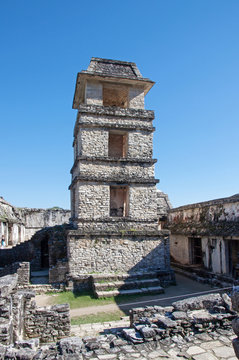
[75,219,158,233]
[0,274,70,346]
[76,106,154,133]
[24,302,70,343]
[73,183,158,223]
[169,195,239,225]
[129,185,157,220]
[128,131,153,159]
[67,233,170,276]
[74,127,154,160]
[72,160,155,180]
[76,183,109,219]
[18,208,71,241]
[129,87,144,109]
[79,113,153,131]
[0,275,19,345]
[0,262,30,286]
[79,128,108,157]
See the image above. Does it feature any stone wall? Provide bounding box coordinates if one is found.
[169,194,239,229]
[129,87,145,109]
[85,81,145,110]
[0,291,236,359]
[0,225,71,284]
[128,131,153,159]
[168,194,239,276]
[73,183,158,224]
[67,231,170,276]
[24,301,70,343]
[0,262,30,286]
[18,207,71,241]
[0,274,70,346]
[0,196,71,245]
[73,127,154,161]
[73,160,155,181]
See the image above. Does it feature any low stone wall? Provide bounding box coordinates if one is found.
[0,291,237,359]
[0,274,70,347]
[0,262,30,286]
[24,301,70,343]
[130,293,235,333]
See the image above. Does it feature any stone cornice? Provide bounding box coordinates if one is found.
[74,123,155,137]
[73,105,155,139]
[69,175,159,189]
[70,156,157,174]
[78,104,154,119]
[67,228,170,237]
[170,194,239,213]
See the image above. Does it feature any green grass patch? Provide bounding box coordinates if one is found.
[47,290,153,309]
[71,310,125,325]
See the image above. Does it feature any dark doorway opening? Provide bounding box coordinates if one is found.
[228,240,239,278]
[190,237,203,265]
[41,237,49,269]
[110,186,129,217]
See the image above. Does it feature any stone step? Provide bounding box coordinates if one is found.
[96,285,164,298]
[91,271,160,283]
[94,278,162,291]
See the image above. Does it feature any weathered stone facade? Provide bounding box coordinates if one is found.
[68,58,171,279]
[168,194,239,277]
[0,196,70,246]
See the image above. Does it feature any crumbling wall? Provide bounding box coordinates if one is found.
[18,208,71,241]
[169,194,239,274]
[0,291,236,359]
[0,274,70,346]
[0,262,30,286]
[24,301,70,343]
[169,194,239,232]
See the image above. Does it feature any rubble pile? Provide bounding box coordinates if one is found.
[0,292,237,359]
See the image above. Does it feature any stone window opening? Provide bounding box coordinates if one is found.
[108,131,128,158]
[110,186,129,217]
[103,83,129,108]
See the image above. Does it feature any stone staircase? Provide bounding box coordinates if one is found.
[31,269,49,284]
[92,272,164,298]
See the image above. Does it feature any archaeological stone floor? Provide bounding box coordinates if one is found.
[71,319,237,359]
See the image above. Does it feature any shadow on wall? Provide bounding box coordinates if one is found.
[0,224,72,273]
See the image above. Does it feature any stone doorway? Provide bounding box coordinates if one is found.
[228,240,239,278]
[189,237,203,265]
[41,237,49,269]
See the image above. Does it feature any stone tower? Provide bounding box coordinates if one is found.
[68,58,171,278]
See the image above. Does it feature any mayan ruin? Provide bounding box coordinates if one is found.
[0,54,239,359]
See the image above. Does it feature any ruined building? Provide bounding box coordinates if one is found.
[0,58,172,289]
[0,196,70,247]
[169,194,239,279]
[67,58,171,280]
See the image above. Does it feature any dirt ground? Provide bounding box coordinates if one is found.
[35,273,219,318]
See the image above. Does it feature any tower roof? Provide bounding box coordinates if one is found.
[72,57,154,109]
[84,58,143,80]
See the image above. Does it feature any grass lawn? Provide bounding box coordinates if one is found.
[47,290,147,309]
[71,310,125,325]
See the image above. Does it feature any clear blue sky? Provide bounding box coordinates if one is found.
[0,1,238,209]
